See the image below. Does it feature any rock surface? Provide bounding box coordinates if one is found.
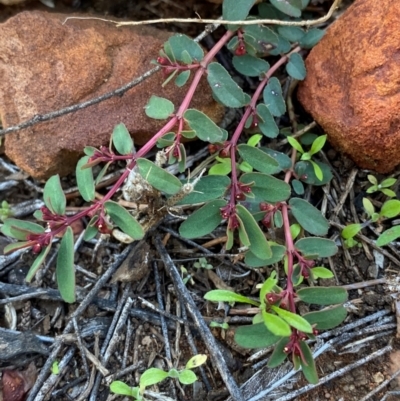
[297,0,400,173]
[0,11,224,179]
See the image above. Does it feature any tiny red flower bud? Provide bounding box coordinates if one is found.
[218,148,230,158]
[313,328,319,336]
[235,45,246,56]
[157,56,169,65]
[32,243,42,254]
[235,193,246,201]
[208,144,218,154]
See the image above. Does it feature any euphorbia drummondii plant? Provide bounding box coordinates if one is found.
[1,0,347,383]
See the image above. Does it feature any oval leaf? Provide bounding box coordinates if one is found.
[184,109,225,143]
[271,305,313,333]
[237,144,280,174]
[76,156,95,202]
[303,305,347,330]
[178,370,197,385]
[44,175,66,215]
[376,226,400,247]
[245,245,286,267]
[256,103,279,138]
[1,218,44,240]
[286,53,306,80]
[341,223,362,239]
[262,310,291,337]
[145,95,175,119]
[270,0,302,17]
[234,322,281,349]
[25,244,52,282]
[299,341,319,384]
[104,201,144,240]
[380,200,400,218]
[299,28,325,49]
[137,158,182,195]
[263,77,286,117]
[179,199,226,239]
[56,226,75,303]
[168,34,204,62]
[223,0,256,21]
[186,354,207,369]
[112,123,134,155]
[289,198,329,236]
[297,287,348,305]
[295,237,338,258]
[140,368,168,388]
[267,337,290,368]
[204,289,259,307]
[232,55,270,77]
[110,381,134,397]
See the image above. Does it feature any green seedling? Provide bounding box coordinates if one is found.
[366,174,396,198]
[193,257,213,270]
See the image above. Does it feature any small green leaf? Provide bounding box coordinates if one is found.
[237,145,280,174]
[376,226,400,246]
[204,290,259,306]
[3,241,32,254]
[104,201,144,240]
[25,244,52,282]
[303,305,347,330]
[209,158,232,176]
[262,310,291,337]
[247,134,263,147]
[184,109,225,143]
[168,33,204,62]
[299,28,325,49]
[207,62,249,108]
[1,218,44,240]
[286,53,306,80]
[110,381,134,397]
[289,198,329,236]
[381,188,396,197]
[287,136,304,153]
[232,55,270,77]
[140,368,169,388]
[137,158,182,195]
[295,237,338,258]
[43,175,66,215]
[267,337,290,368]
[256,104,279,138]
[259,272,278,304]
[309,160,323,181]
[277,26,305,42]
[51,361,59,375]
[179,199,226,239]
[292,179,304,195]
[299,341,318,384]
[245,244,286,267]
[234,322,281,348]
[311,267,334,279]
[76,156,95,202]
[263,77,286,117]
[185,355,207,369]
[175,71,191,87]
[309,135,327,156]
[381,177,397,188]
[363,198,375,217]
[342,223,362,239]
[56,226,75,303]
[270,0,301,17]
[112,123,134,155]
[237,215,251,248]
[236,204,272,260]
[178,369,197,385]
[167,369,179,379]
[262,148,292,170]
[380,200,400,218]
[297,287,348,305]
[294,160,332,186]
[367,174,378,185]
[271,305,313,333]
[290,223,301,240]
[223,0,256,21]
[145,95,175,119]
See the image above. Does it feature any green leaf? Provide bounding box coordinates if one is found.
[234,322,281,348]
[287,136,304,153]
[1,218,44,240]
[175,70,191,87]
[277,26,305,42]
[236,204,272,259]
[256,104,279,138]
[245,244,286,267]
[112,123,133,155]
[25,244,52,282]
[76,156,95,202]
[237,144,280,174]
[367,174,378,185]
[110,381,134,397]
[289,198,329,236]
[247,134,263,147]
[185,354,207,369]
[145,95,175,119]
[204,290,259,307]
[309,135,327,156]
[303,305,347,330]
[286,53,306,80]
[294,160,332,186]
[267,337,290,368]
[363,198,375,217]
[184,109,225,143]
[137,158,182,195]
[232,55,270,77]
[176,175,230,205]
[310,267,334,279]
[295,237,338,258]
[168,34,204,62]
[263,77,286,117]
[380,200,400,218]
[140,368,169,388]
[83,224,98,242]
[207,62,249,108]
[240,173,290,203]
[3,241,32,254]
[309,160,323,181]
[376,226,400,246]
[104,201,144,240]
[381,189,396,197]
[259,272,278,304]
[237,215,251,247]
[178,370,197,385]
[342,223,362,239]
[56,226,75,303]
[297,287,348,305]
[209,159,232,176]
[290,223,301,240]
[168,368,179,379]
[95,162,111,186]
[299,28,325,49]
[381,177,397,188]
[271,306,313,333]
[292,179,304,195]
[262,148,292,170]
[270,0,301,17]
[179,199,226,239]
[223,0,256,21]
[262,310,291,337]
[299,341,318,384]
[43,175,66,215]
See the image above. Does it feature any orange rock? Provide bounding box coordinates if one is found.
[297,0,400,173]
[0,11,224,179]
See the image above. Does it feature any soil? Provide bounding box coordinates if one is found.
[1,1,400,401]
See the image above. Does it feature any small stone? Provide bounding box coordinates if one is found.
[298,0,400,173]
[0,11,224,179]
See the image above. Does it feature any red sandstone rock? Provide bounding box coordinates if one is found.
[0,11,224,179]
[297,0,400,173]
